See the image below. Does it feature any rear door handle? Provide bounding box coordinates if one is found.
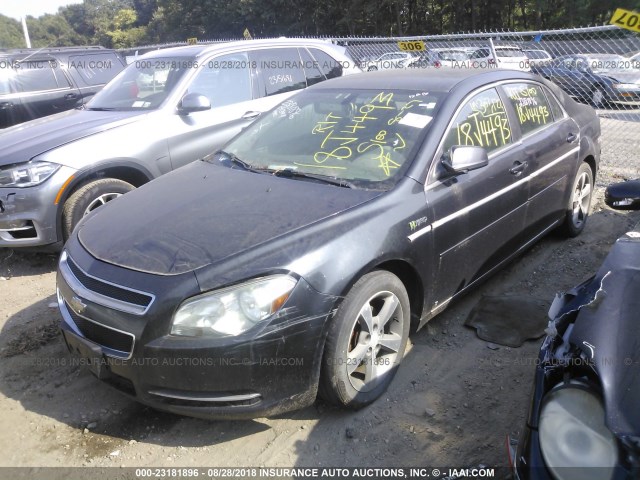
[64,93,78,100]
[567,133,578,143]
[242,111,261,120]
[509,160,528,175]
[0,102,13,109]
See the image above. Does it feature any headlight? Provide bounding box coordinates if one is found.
[0,161,60,187]
[171,275,297,338]
[539,385,618,480]
[612,83,638,89]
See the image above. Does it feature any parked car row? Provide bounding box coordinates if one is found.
[532,53,640,108]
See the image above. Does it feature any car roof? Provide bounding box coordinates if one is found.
[308,68,538,93]
[138,38,343,59]
[0,46,114,60]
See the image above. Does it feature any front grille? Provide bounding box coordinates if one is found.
[66,302,134,354]
[66,256,153,308]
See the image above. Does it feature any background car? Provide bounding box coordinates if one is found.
[468,45,531,71]
[523,48,553,68]
[0,46,125,128]
[533,53,640,107]
[510,179,640,479]
[57,68,600,420]
[0,38,359,249]
[362,51,414,70]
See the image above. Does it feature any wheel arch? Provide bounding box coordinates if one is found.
[331,259,425,332]
[54,161,154,242]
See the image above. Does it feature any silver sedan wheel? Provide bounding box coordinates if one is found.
[346,290,405,393]
[84,193,123,216]
[571,170,592,229]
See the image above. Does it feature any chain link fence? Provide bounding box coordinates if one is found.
[121,25,640,178]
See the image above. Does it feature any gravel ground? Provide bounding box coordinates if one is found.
[0,118,638,479]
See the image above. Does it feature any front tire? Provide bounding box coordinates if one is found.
[62,178,134,240]
[560,162,593,237]
[320,271,410,409]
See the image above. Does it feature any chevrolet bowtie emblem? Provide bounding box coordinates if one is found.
[69,295,87,315]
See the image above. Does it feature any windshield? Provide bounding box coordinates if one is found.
[586,55,639,73]
[223,89,443,190]
[87,57,193,110]
[496,48,526,58]
[524,50,549,60]
[438,50,470,61]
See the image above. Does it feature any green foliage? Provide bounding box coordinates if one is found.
[0,15,25,48]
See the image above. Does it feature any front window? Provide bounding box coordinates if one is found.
[442,88,512,155]
[222,89,443,190]
[87,56,192,110]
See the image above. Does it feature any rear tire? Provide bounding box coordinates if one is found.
[320,271,410,409]
[62,178,134,241]
[560,162,593,237]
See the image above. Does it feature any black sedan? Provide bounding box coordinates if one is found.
[533,54,640,108]
[510,180,640,479]
[57,69,600,419]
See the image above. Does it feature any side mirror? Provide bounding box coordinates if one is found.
[442,146,489,174]
[178,93,211,114]
[605,180,640,210]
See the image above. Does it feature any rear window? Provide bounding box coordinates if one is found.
[503,83,553,136]
[308,48,344,79]
[252,48,307,97]
[68,53,125,86]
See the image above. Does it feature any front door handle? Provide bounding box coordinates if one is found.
[64,93,78,100]
[509,160,528,175]
[567,133,578,143]
[0,102,13,109]
[242,111,261,120]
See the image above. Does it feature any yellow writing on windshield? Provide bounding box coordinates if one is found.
[309,92,420,177]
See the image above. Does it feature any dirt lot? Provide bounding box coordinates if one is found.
[0,119,639,478]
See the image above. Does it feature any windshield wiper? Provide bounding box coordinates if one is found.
[273,169,355,189]
[86,107,117,111]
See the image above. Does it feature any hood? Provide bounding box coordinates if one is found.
[599,71,640,85]
[77,161,380,276]
[0,109,146,167]
[568,232,640,437]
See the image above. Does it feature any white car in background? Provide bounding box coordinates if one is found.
[469,45,531,71]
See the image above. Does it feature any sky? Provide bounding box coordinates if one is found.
[0,0,83,21]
